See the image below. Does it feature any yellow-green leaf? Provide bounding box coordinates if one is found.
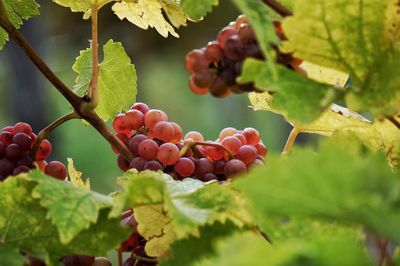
[112,0,189,38]
[67,158,90,190]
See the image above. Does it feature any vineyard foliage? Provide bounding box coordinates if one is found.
[0,0,399,265]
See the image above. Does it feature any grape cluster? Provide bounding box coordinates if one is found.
[0,122,67,181]
[184,15,303,97]
[119,213,156,266]
[184,15,261,97]
[113,102,267,265]
[113,102,267,181]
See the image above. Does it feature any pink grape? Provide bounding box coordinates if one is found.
[138,139,158,160]
[144,109,168,130]
[174,157,195,177]
[157,143,180,165]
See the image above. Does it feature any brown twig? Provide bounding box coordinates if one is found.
[32,112,79,156]
[387,116,400,130]
[0,0,134,161]
[261,0,293,17]
[378,238,389,266]
[118,250,123,266]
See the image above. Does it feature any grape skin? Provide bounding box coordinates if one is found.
[157,143,179,166]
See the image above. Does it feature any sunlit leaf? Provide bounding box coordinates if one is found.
[73,40,137,121]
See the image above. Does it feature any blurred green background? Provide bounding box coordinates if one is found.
[0,1,303,193]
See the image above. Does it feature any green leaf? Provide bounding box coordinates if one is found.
[112,0,189,38]
[0,244,27,266]
[112,170,254,257]
[73,39,137,121]
[195,231,373,266]
[0,0,40,50]
[0,174,129,264]
[281,0,400,117]
[181,0,219,20]
[239,58,338,123]
[160,222,240,266]
[51,0,112,18]
[250,91,372,136]
[23,171,113,244]
[234,141,400,242]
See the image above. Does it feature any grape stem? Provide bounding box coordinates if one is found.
[387,115,400,130]
[121,209,133,220]
[282,127,300,156]
[31,112,80,156]
[89,4,99,108]
[378,238,389,266]
[117,250,123,266]
[180,141,235,159]
[261,0,293,17]
[0,0,134,162]
[131,254,158,264]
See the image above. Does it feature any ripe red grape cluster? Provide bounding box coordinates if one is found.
[184,15,262,97]
[0,122,67,181]
[113,102,267,265]
[113,102,267,182]
[184,15,303,98]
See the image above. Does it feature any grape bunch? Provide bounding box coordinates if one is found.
[112,102,267,181]
[119,212,157,266]
[184,15,302,97]
[112,102,267,265]
[0,122,67,181]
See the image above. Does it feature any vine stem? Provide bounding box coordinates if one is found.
[378,238,389,266]
[282,127,300,156]
[261,0,293,17]
[89,4,99,108]
[118,250,123,266]
[0,0,134,161]
[387,116,400,130]
[32,112,79,155]
[179,140,234,159]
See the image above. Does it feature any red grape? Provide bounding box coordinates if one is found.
[255,142,267,156]
[189,75,209,95]
[184,49,209,72]
[13,133,31,151]
[143,160,163,171]
[6,144,23,160]
[194,158,214,178]
[153,121,175,142]
[170,122,183,144]
[130,102,150,114]
[144,109,168,130]
[221,136,242,155]
[125,110,145,130]
[205,41,224,62]
[219,127,237,141]
[128,134,148,156]
[117,155,130,171]
[242,127,260,145]
[113,114,130,135]
[14,122,32,135]
[129,157,147,171]
[157,143,179,165]
[36,139,52,160]
[138,139,159,160]
[217,26,237,48]
[45,161,67,180]
[184,131,204,142]
[224,159,247,178]
[174,157,195,177]
[237,145,257,165]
